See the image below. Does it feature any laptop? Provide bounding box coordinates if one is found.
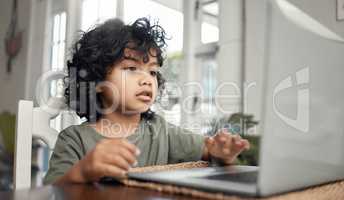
[128,0,344,197]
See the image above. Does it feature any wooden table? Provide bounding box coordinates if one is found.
[0,183,203,200]
[2,180,344,200]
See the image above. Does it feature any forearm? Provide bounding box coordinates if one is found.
[53,161,86,185]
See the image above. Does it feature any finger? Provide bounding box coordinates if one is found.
[232,135,243,146]
[242,139,250,150]
[115,139,141,156]
[235,145,246,157]
[219,135,227,143]
[222,135,233,155]
[231,139,249,156]
[214,132,227,144]
[100,164,127,179]
[205,137,215,147]
[224,136,242,155]
[212,133,232,155]
[104,154,131,171]
[118,147,138,166]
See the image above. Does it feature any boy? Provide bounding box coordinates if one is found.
[44,18,250,185]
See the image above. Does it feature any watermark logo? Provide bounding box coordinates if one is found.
[272,67,310,132]
[34,67,310,134]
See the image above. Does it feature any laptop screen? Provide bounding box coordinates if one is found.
[258,0,344,195]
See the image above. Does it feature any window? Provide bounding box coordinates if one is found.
[50,12,67,99]
[201,0,219,44]
[195,1,219,132]
[201,22,219,43]
[51,12,67,71]
[201,59,217,99]
[200,57,218,134]
[50,12,67,132]
[156,53,184,126]
[81,0,117,31]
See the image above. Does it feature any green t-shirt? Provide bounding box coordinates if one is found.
[43,114,205,184]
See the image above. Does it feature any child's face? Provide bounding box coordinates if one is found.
[99,48,159,115]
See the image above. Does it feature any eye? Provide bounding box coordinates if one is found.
[150,70,158,77]
[124,66,137,71]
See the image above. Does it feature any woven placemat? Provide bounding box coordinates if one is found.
[120,161,344,200]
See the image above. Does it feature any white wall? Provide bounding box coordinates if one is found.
[0,0,82,114]
[0,0,52,113]
[216,0,244,115]
[245,0,344,121]
[244,0,268,120]
[0,0,31,114]
[25,0,52,103]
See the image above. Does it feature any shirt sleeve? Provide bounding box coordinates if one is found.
[165,121,205,164]
[43,130,83,185]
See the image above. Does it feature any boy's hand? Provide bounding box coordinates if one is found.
[78,138,140,182]
[205,130,250,165]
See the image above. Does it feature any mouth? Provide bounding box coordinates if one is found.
[136,90,153,102]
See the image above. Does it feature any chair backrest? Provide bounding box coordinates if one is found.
[13,98,79,190]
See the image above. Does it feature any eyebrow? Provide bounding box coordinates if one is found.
[124,56,159,67]
[148,62,159,67]
[124,56,140,62]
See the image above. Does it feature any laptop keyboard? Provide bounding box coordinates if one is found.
[202,171,258,183]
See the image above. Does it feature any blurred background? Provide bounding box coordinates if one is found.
[0,0,343,190]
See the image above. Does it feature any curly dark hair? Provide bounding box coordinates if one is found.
[65,17,167,122]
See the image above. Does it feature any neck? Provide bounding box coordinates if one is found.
[93,112,141,138]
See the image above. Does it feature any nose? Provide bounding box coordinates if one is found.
[139,74,153,86]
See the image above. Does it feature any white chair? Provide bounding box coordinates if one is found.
[13,97,65,189]
[13,98,80,189]
[13,70,82,189]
